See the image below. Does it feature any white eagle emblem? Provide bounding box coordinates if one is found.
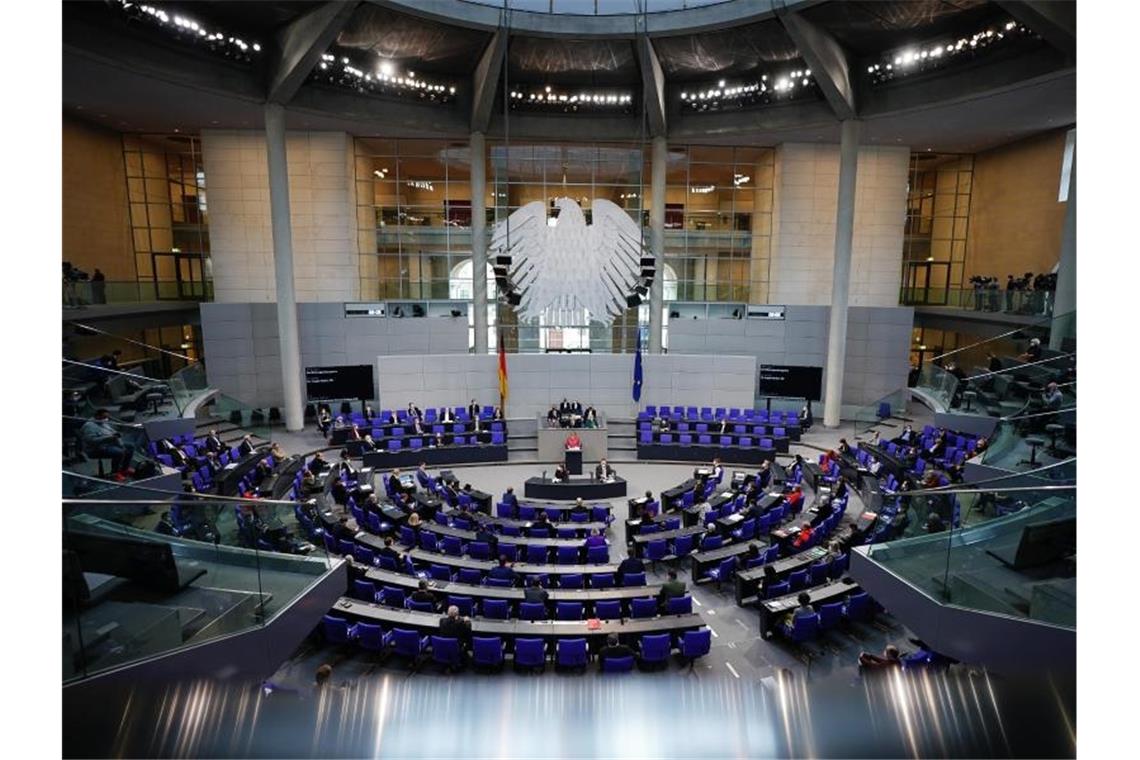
[490,197,649,324]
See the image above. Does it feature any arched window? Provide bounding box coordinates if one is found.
[450,259,498,351]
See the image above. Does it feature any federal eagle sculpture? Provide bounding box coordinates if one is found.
[489,197,652,325]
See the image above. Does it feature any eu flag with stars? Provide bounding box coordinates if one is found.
[632,328,644,402]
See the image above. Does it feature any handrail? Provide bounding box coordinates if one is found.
[63,414,145,430]
[963,352,1076,382]
[1001,406,1076,422]
[70,321,195,362]
[883,484,1075,498]
[62,358,166,383]
[930,309,1072,362]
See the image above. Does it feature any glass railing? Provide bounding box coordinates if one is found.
[977,404,1076,471]
[915,363,959,410]
[207,393,276,440]
[63,279,212,307]
[852,388,909,438]
[864,484,1075,628]
[900,286,1055,317]
[63,415,156,491]
[167,362,210,414]
[63,500,337,683]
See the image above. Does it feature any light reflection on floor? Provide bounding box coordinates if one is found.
[71,669,1075,759]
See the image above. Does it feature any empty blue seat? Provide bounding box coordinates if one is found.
[519,602,547,621]
[638,633,671,669]
[526,544,548,564]
[457,567,483,585]
[390,628,428,662]
[788,569,809,590]
[356,622,389,652]
[809,561,831,586]
[706,556,738,588]
[664,595,692,615]
[561,573,584,589]
[766,580,790,599]
[420,532,438,551]
[518,505,536,520]
[468,541,491,560]
[595,599,622,619]
[481,598,509,619]
[321,615,357,644]
[555,601,584,620]
[678,628,711,663]
[430,636,463,670]
[630,597,657,619]
[513,638,546,673]
[672,534,695,558]
[557,546,580,565]
[818,601,844,630]
[380,586,406,608]
[352,578,377,602]
[407,599,435,613]
[556,638,588,671]
[428,564,451,582]
[591,573,615,589]
[472,636,504,671]
[645,539,668,565]
[700,534,723,551]
[845,592,873,622]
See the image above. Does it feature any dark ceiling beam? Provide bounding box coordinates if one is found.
[471,29,506,134]
[995,1,1076,60]
[267,1,361,105]
[636,36,667,138]
[774,7,857,121]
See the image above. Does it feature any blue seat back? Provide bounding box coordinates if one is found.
[595,599,622,619]
[555,601,583,620]
[430,636,462,667]
[640,633,671,662]
[622,572,646,587]
[630,597,657,619]
[514,638,545,667]
[680,628,711,659]
[472,636,504,666]
[591,573,615,589]
[557,638,588,667]
[519,602,547,621]
[391,628,424,657]
[665,595,692,615]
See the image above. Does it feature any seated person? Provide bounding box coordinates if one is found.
[467,399,481,419]
[758,564,780,597]
[781,592,816,629]
[657,570,686,604]
[406,510,423,530]
[553,464,570,483]
[439,407,456,423]
[594,458,616,481]
[859,645,902,673]
[784,486,805,515]
[837,438,852,456]
[406,402,423,419]
[597,633,635,669]
[711,458,724,482]
[584,528,607,549]
[487,556,518,585]
[1019,337,1043,362]
[756,461,772,489]
[583,405,598,425]
[490,405,504,421]
[238,434,257,457]
[742,542,764,568]
[80,409,135,477]
[203,429,224,453]
[308,452,328,474]
[522,576,549,605]
[616,555,645,585]
[565,432,582,450]
[547,406,560,427]
[363,404,375,422]
[317,408,332,435]
[330,477,349,506]
[409,579,437,609]
[474,524,498,553]
[410,417,426,436]
[299,469,320,496]
[376,536,405,565]
[438,606,472,660]
[531,510,551,533]
[501,486,519,510]
[799,403,813,429]
[791,523,814,550]
[570,498,591,518]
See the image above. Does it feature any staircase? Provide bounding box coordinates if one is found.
[607,418,638,463]
[506,417,539,464]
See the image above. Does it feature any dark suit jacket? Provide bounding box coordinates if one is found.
[658,580,687,600]
[438,616,471,642]
[595,464,616,479]
[523,587,549,605]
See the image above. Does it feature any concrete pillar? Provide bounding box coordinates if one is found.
[823,120,861,428]
[470,131,489,354]
[264,103,305,431]
[648,136,667,354]
[1050,133,1075,350]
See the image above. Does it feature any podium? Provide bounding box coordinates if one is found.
[565,448,583,475]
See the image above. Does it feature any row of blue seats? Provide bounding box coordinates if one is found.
[396,526,612,565]
[639,432,780,448]
[372,433,507,451]
[639,421,793,435]
[493,502,614,524]
[642,406,799,424]
[345,406,501,425]
[322,615,712,672]
[780,591,877,643]
[758,554,852,601]
[351,582,695,620]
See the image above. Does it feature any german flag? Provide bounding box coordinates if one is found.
[498,332,509,414]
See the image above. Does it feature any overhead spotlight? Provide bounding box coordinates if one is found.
[378,60,394,76]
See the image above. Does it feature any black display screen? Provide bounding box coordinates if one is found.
[758,365,823,401]
[304,365,375,402]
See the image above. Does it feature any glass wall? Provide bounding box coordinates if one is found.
[901,153,973,305]
[354,138,773,352]
[122,134,212,300]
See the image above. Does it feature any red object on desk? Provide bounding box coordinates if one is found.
[587,618,601,630]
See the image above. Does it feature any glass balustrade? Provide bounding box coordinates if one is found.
[63,500,338,684]
[863,484,1075,628]
[851,388,909,438]
[900,285,1056,317]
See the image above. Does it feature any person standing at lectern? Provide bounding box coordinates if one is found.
[565,431,582,450]
[595,458,616,481]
